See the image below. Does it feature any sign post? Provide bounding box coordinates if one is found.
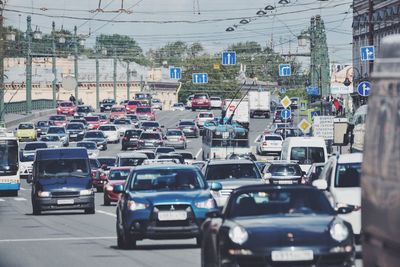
[281,108,292,139]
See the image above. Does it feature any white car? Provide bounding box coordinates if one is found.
[19,153,34,179]
[314,153,363,241]
[256,134,283,156]
[98,124,119,143]
[196,111,214,128]
[39,134,63,148]
[186,95,194,109]
[76,141,100,158]
[172,103,185,111]
[210,96,222,109]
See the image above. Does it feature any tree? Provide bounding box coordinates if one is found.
[188,42,204,58]
[96,34,145,64]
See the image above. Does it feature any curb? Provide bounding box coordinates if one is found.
[5,109,55,128]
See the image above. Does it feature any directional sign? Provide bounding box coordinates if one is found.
[192,73,208,84]
[311,110,321,120]
[357,81,371,97]
[360,46,375,61]
[306,86,320,96]
[298,119,311,134]
[169,67,181,79]
[280,96,292,109]
[280,87,286,94]
[281,109,292,120]
[279,64,292,77]
[222,51,236,65]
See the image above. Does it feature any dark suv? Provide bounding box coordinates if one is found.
[121,129,143,151]
[191,93,211,111]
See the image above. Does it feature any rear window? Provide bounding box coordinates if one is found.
[167,130,183,136]
[90,158,101,169]
[136,107,151,113]
[67,123,84,130]
[205,164,261,180]
[111,107,125,112]
[47,127,65,134]
[37,121,49,127]
[114,119,130,125]
[25,143,47,150]
[194,95,208,99]
[77,106,91,112]
[268,164,302,177]
[85,131,104,138]
[60,102,73,107]
[199,113,213,118]
[125,130,142,137]
[180,153,193,159]
[179,121,195,126]
[98,158,116,167]
[49,116,66,121]
[140,133,161,140]
[99,125,116,131]
[120,157,146,167]
[156,147,175,154]
[265,135,282,141]
[335,163,362,188]
[141,122,159,127]
[18,123,34,129]
[40,135,60,142]
[290,147,325,164]
[85,116,99,122]
[128,101,141,105]
[109,169,131,181]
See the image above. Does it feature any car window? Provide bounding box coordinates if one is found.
[109,169,131,181]
[25,143,47,150]
[18,124,34,129]
[98,158,116,167]
[47,127,65,134]
[40,135,60,142]
[67,124,84,130]
[268,164,302,176]
[136,107,151,113]
[140,133,161,140]
[156,147,175,154]
[77,106,91,112]
[167,130,182,136]
[141,122,159,127]
[125,130,142,137]
[335,163,361,188]
[290,147,325,164]
[265,135,282,141]
[49,116,66,121]
[179,121,195,126]
[90,158,101,169]
[120,157,147,167]
[38,159,90,178]
[85,132,104,138]
[111,107,125,112]
[77,142,97,149]
[99,125,116,131]
[85,117,99,122]
[205,164,261,180]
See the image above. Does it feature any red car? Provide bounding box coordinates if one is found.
[90,158,105,192]
[85,116,101,130]
[93,113,109,125]
[57,101,76,116]
[135,106,155,121]
[48,115,67,126]
[191,93,211,111]
[103,167,132,205]
[110,105,126,121]
[125,100,142,114]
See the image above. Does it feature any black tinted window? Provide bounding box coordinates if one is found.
[206,164,261,180]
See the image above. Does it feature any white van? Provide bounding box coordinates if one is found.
[280,137,328,172]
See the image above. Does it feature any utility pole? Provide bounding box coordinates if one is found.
[26,16,32,114]
[73,25,78,101]
[51,21,57,108]
[368,0,374,74]
[113,47,117,100]
[95,47,100,110]
[126,62,130,100]
[0,2,5,123]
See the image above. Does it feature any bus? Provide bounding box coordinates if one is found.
[201,124,250,160]
[0,136,20,196]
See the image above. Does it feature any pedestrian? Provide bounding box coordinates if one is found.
[69,94,76,104]
[333,98,340,116]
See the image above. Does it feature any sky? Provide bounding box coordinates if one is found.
[4,0,353,64]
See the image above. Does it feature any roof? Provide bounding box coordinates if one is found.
[133,164,198,171]
[231,184,318,194]
[337,153,363,164]
[35,148,88,160]
[267,160,300,165]
[117,152,148,159]
[109,167,133,171]
[207,159,255,165]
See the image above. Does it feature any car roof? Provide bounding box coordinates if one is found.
[267,160,300,165]
[133,164,198,171]
[207,159,255,165]
[19,122,34,125]
[109,167,133,171]
[337,153,363,163]
[232,184,318,194]
[117,152,148,158]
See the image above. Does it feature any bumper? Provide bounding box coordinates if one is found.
[0,183,20,191]
[34,195,95,211]
[182,130,197,137]
[164,141,185,148]
[68,134,84,141]
[192,104,210,109]
[260,146,282,153]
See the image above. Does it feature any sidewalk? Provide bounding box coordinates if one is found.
[4,109,55,129]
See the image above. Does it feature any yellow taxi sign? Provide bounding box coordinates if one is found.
[280,96,292,109]
[213,63,220,70]
[298,119,312,134]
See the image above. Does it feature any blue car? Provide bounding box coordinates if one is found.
[114,164,221,249]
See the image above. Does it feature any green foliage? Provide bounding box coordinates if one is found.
[96,34,145,64]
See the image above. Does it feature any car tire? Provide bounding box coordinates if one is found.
[85,207,95,214]
[117,219,136,250]
[121,146,127,151]
[104,198,111,206]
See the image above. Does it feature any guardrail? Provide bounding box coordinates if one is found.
[3,99,54,114]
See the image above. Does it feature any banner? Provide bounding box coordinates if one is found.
[330,64,353,95]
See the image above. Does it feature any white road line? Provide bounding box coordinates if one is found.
[97,210,117,218]
[0,199,5,202]
[20,187,27,191]
[14,197,27,201]
[195,148,202,159]
[0,236,116,243]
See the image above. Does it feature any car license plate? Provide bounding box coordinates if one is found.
[271,250,313,262]
[70,134,77,137]
[57,199,74,205]
[171,138,179,141]
[62,111,69,114]
[158,211,187,221]
[105,106,111,109]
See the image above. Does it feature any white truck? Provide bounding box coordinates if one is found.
[223,98,250,129]
[248,91,271,118]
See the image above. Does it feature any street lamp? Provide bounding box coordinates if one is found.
[33,26,42,40]
[256,9,266,16]
[297,31,310,47]
[264,5,275,11]
[239,19,250,25]
[225,27,235,32]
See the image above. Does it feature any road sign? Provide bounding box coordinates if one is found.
[360,46,375,61]
[62,75,77,91]
[169,67,181,79]
[281,109,291,120]
[311,110,321,119]
[192,73,208,84]
[213,63,220,70]
[280,87,286,94]
[279,64,292,77]
[306,86,320,96]
[357,81,371,97]
[280,96,292,109]
[313,116,335,140]
[228,105,235,112]
[222,51,236,65]
[298,119,311,134]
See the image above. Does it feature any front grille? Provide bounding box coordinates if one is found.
[152,204,194,227]
[51,191,79,198]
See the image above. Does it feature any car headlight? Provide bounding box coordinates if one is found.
[79,131,85,135]
[38,191,51,197]
[80,189,93,196]
[60,136,66,141]
[229,225,248,245]
[105,185,113,191]
[330,220,349,242]
[127,200,148,211]
[195,198,216,209]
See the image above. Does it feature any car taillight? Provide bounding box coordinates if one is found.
[263,142,268,146]
[179,136,185,141]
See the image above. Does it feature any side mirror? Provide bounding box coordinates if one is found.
[26,174,33,184]
[113,184,124,193]
[210,182,222,191]
[161,125,165,128]
[312,179,328,190]
[206,210,222,218]
[336,205,355,214]
[101,164,108,170]
[193,156,197,160]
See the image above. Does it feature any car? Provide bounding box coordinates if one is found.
[115,152,148,167]
[15,122,37,141]
[177,119,199,138]
[100,99,116,112]
[210,96,222,109]
[154,146,176,155]
[98,124,119,143]
[66,122,86,141]
[39,134,63,148]
[191,160,206,170]
[179,152,196,164]
[262,160,305,185]
[305,162,325,184]
[256,134,283,156]
[89,158,104,190]
[139,121,163,132]
[225,152,257,161]
[103,167,132,205]
[121,129,143,151]
[75,105,94,117]
[201,184,356,267]
[46,126,69,146]
[114,118,133,136]
[48,115,67,127]
[84,116,101,130]
[75,141,98,158]
[274,127,304,139]
[315,153,363,242]
[70,118,88,128]
[138,131,163,149]
[125,114,140,127]
[263,122,292,134]
[156,153,185,164]
[19,142,48,179]
[23,142,48,154]
[164,128,187,149]
[114,164,219,249]
[135,106,155,121]
[56,101,76,116]
[83,130,107,151]
[151,98,162,110]
[185,94,194,109]
[172,102,185,111]
[125,100,142,114]
[93,113,109,125]
[191,93,211,111]
[196,111,214,129]
[110,105,127,121]
[135,150,156,160]
[97,156,116,171]
[35,120,49,137]
[202,159,263,207]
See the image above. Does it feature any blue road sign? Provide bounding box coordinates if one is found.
[279,64,292,77]
[222,51,236,65]
[169,67,181,79]
[311,110,321,119]
[192,73,208,84]
[357,81,371,97]
[306,86,320,96]
[280,87,286,94]
[360,46,375,61]
[281,108,292,120]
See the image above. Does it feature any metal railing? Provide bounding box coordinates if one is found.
[2,99,54,114]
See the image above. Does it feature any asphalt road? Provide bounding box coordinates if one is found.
[0,109,362,267]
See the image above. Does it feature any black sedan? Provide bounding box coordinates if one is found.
[201,185,356,267]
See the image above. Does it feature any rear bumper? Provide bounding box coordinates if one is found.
[192,104,210,109]
[0,183,20,191]
[34,196,95,211]
[164,140,185,148]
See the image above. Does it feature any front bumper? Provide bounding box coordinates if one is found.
[164,140,185,148]
[68,133,85,141]
[35,195,95,211]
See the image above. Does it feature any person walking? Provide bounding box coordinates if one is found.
[69,94,76,104]
[333,98,340,116]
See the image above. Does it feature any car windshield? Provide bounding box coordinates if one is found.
[20,153,35,162]
[167,130,182,136]
[47,127,65,134]
[120,157,147,166]
[140,133,160,140]
[77,142,97,149]
[99,125,116,131]
[90,158,101,169]
[85,117,99,122]
[25,143,47,150]
[77,106,91,112]
[156,147,175,154]
[206,164,261,180]
[112,107,125,112]
[268,164,302,177]
[142,122,159,127]
[199,113,213,118]
[49,116,66,121]
[228,188,335,218]
[290,147,325,164]
[67,124,84,130]
[109,169,131,181]
[125,130,142,137]
[114,120,130,125]
[179,121,195,126]
[179,153,193,159]
[194,95,207,99]
[18,123,34,129]
[136,107,151,113]
[335,162,362,188]
[60,102,73,107]
[40,135,60,142]
[37,159,89,178]
[130,168,205,191]
[85,132,104,138]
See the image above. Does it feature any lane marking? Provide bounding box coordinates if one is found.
[97,210,117,217]
[0,199,4,202]
[14,197,27,201]
[0,236,116,243]
[195,148,202,159]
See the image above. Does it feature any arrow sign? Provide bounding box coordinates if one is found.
[281,108,292,120]
[360,46,375,61]
[192,73,208,84]
[279,64,292,77]
[169,67,181,79]
[222,51,236,65]
[357,81,371,97]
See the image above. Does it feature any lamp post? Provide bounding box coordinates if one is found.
[51,21,57,108]
[26,16,32,114]
[95,45,100,110]
[73,26,79,101]
[0,2,5,124]
[113,47,117,100]
[126,62,130,100]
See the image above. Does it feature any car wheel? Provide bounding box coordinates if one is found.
[104,198,111,206]
[121,146,127,151]
[117,218,136,249]
[84,207,95,214]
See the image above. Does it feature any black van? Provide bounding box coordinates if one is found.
[28,148,95,215]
